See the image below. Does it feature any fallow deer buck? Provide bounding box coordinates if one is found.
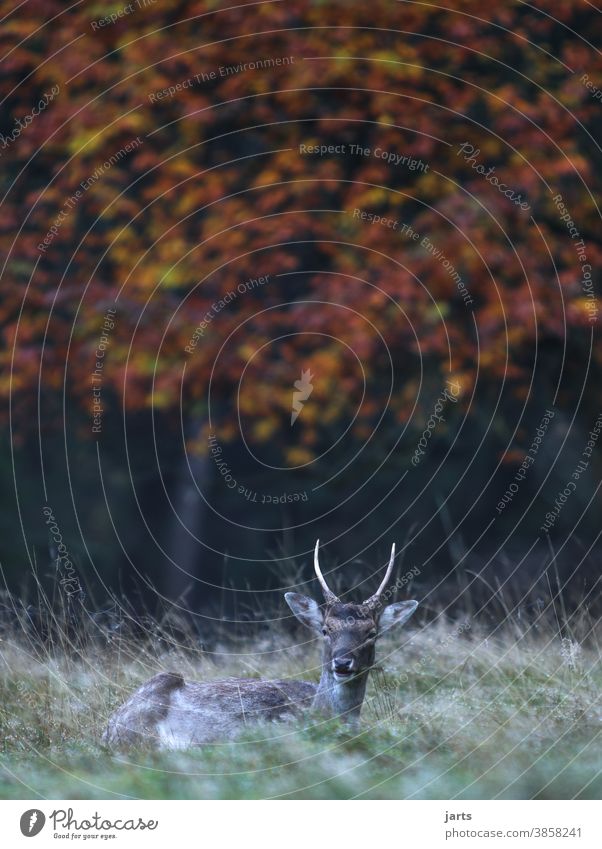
[102,541,418,749]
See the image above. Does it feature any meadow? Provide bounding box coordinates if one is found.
[0,595,599,800]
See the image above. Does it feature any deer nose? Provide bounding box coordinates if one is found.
[333,656,355,674]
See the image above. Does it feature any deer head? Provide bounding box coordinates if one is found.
[285,540,418,721]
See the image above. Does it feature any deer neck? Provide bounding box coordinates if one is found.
[311,665,369,724]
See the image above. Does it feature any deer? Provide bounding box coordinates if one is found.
[102,541,418,749]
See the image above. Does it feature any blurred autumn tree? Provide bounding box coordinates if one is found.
[1,0,601,602]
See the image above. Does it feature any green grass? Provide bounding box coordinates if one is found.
[0,611,600,799]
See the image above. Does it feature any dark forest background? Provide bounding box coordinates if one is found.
[1,1,601,621]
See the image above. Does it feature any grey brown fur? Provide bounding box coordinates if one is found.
[102,541,418,750]
[103,673,315,749]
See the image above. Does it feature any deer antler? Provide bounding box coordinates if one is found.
[363,543,396,607]
[314,539,339,604]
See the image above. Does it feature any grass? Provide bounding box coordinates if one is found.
[0,596,600,799]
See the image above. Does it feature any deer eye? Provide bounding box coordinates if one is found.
[368,630,377,639]
[322,626,329,636]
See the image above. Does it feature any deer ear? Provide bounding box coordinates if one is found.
[285,592,324,632]
[378,600,418,634]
